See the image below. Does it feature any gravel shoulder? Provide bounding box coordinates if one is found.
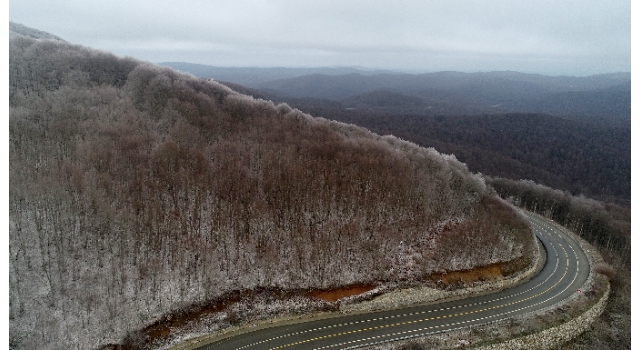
[170,226,545,350]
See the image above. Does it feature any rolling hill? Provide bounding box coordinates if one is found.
[167,62,630,125]
[314,112,631,204]
[160,62,396,86]
[9,24,535,349]
[215,86,630,205]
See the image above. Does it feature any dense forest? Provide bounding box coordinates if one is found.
[226,97,630,205]
[321,111,630,203]
[175,66,631,205]
[158,33,630,350]
[9,32,535,349]
[488,177,630,349]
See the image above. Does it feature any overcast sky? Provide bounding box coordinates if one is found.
[9,0,631,76]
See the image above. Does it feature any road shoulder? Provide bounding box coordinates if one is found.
[170,225,545,350]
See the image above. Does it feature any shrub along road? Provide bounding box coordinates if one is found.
[191,212,590,350]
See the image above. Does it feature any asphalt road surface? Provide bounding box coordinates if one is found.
[195,212,590,350]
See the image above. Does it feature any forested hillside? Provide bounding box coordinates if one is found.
[488,177,630,348]
[206,71,630,205]
[9,32,535,349]
[316,112,631,204]
[233,96,630,205]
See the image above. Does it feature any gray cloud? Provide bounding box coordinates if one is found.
[9,0,631,75]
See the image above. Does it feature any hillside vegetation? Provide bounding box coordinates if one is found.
[9,33,535,349]
[488,177,630,349]
[312,112,630,204]
[208,80,630,204]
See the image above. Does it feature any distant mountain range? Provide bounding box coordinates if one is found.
[501,83,631,124]
[159,62,398,86]
[162,62,630,127]
[178,64,630,203]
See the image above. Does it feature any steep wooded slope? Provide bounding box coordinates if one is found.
[9,34,533,349]
[313,112,630,203]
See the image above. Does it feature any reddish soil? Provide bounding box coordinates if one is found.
[426,263,504,287]
[305,261,518,302]
[306,284,377,302]
[104,258,529,349]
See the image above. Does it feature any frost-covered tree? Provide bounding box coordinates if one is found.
[10,34,535,349]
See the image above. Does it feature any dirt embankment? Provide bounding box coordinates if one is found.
[307,284,379,302]
[311,254,533,303]
[111,253,539,350]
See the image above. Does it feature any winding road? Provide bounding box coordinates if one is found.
[193,212,590,350]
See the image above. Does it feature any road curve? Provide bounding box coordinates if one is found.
[195,212,590,350]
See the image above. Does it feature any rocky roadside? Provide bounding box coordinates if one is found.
[340,237,545,314]
[168,225,545,350]
[363,213,610,350]
[467,214,610,350]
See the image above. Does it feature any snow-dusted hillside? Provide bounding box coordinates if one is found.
[9,28,535,349]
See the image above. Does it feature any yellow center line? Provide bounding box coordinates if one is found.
[267,218,573,350]
[271,271,569,350]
